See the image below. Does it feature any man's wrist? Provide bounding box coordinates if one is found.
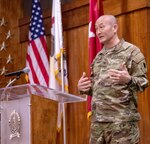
[127,77,132,85]
[79,90,85,95]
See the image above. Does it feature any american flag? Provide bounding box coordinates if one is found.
[26,0,49,87]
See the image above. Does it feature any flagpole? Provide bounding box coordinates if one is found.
[51,0,67,143]
[61,50,67,144]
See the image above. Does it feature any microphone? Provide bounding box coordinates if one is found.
[5,67,30,77]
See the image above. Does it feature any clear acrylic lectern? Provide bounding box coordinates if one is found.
[0,84,86,144]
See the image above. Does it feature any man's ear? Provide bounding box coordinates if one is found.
[113,24,118,32]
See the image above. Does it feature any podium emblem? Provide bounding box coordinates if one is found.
[9,110,21,140]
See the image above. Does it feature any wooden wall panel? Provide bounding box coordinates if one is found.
[103,0,150,15]
[0,0,24,87]
[116,9,150,144]
[19,0,150,43]
[65,26,89,144]
[66,26,89,94]
[139,9,150,144]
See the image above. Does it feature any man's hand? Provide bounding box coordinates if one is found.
[77,72,92,92]
[108,63,131,84]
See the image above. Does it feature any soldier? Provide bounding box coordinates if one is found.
[77,15,149,144]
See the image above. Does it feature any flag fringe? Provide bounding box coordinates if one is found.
[87,111,92,120]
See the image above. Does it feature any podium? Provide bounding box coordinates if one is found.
[0,84,86,144]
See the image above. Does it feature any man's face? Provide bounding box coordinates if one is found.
[95,17,117,44]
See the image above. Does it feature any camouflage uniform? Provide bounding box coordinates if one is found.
[87,39,149,144]
[90,121,139,144]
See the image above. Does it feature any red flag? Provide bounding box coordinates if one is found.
[26,0,49,87]
[88,0,103,116]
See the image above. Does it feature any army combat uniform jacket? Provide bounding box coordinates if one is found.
[89,39,149,123]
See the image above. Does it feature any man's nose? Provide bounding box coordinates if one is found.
[96,28,102,35]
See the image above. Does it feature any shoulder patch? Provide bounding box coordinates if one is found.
[132,52,145,64]
[122,42,137,54]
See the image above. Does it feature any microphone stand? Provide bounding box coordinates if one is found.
[1,75,21,101]
[5,75,20,87]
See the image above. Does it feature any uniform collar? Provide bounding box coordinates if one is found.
[101,39,125,54]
